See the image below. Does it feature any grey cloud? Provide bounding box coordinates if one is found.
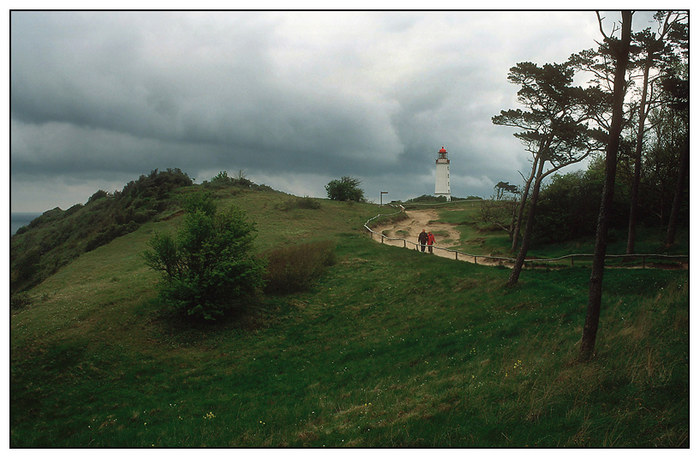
[11,11,628,211]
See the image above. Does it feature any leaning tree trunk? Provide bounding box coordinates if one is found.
[511,157,539,252]
[508,195,519,240]
[507,157,546,287]
[580,11,633,361]
[665,139,689,247]
[626,57,651,254]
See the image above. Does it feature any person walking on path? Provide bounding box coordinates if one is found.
[427,231,436,254]
[418,229,428,252]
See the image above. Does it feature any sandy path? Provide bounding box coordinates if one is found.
[369,208,688,270]
[373,209,460,249]
[370,209,507,265]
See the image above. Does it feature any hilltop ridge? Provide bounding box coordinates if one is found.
[10,169,285,294]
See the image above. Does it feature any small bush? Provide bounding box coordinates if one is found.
[262,241,336,294]
[278,196,321,211]
[207,170,255,189]
[88,190,108,203]
[144,193,266,321]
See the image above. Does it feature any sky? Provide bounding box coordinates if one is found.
[9,8,668,212]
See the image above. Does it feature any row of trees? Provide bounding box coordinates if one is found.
[492,11,688,360]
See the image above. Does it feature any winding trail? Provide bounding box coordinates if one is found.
[370,209,507,266]
[368,208,688,270]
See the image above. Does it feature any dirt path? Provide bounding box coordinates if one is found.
[373,209,460,249]
[368,209,688,270]
[370,209,506,266]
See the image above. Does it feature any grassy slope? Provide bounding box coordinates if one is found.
[10,188,689,447]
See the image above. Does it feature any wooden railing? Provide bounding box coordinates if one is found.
[364,206,688,269]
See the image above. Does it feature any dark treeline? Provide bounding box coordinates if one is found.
[531,149,688,245]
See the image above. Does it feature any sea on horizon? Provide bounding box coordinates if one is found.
[11,212,42,236]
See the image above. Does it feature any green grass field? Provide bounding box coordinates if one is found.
[10,188,689,447]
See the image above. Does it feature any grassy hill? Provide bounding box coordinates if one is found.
[10,183,689,447]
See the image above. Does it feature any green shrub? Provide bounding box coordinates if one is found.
[88,190,108,203]
[144,194,266,321]
[278,196,322,211]
[325,177,365,202]
[180,191,217,216]
[13,248,41,284]
[207,170,255,189]
[262,240,336,294]
[210,170,232,186]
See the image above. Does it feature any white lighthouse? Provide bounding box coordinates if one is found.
[434,146,451,201]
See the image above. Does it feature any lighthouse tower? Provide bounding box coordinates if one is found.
[434,146,451,201]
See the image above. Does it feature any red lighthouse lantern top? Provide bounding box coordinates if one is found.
[436,146,449,164]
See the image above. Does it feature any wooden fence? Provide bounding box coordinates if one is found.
[364,206,689,269]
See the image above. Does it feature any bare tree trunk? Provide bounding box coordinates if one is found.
[580,11,633,361]
[508,196,519,240]
[666,139,689,246]
[511,157,539,252]
[507,157,546,287]
[626,58,651,254]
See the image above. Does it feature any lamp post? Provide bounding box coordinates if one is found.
[380,191,388,206]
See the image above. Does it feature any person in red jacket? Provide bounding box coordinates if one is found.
[427,231,436,254]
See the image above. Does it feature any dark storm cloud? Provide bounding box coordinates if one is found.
[11,10,623,211]
[11,13,403,184]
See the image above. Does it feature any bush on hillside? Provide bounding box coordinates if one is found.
[262,241,336,294]
[88,190,108,203]
[278,196,322,211]
[144,193,266,321]
[325,176,365,202]
[206,170,254,189]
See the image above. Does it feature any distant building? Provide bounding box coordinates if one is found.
[435,146,451,201]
